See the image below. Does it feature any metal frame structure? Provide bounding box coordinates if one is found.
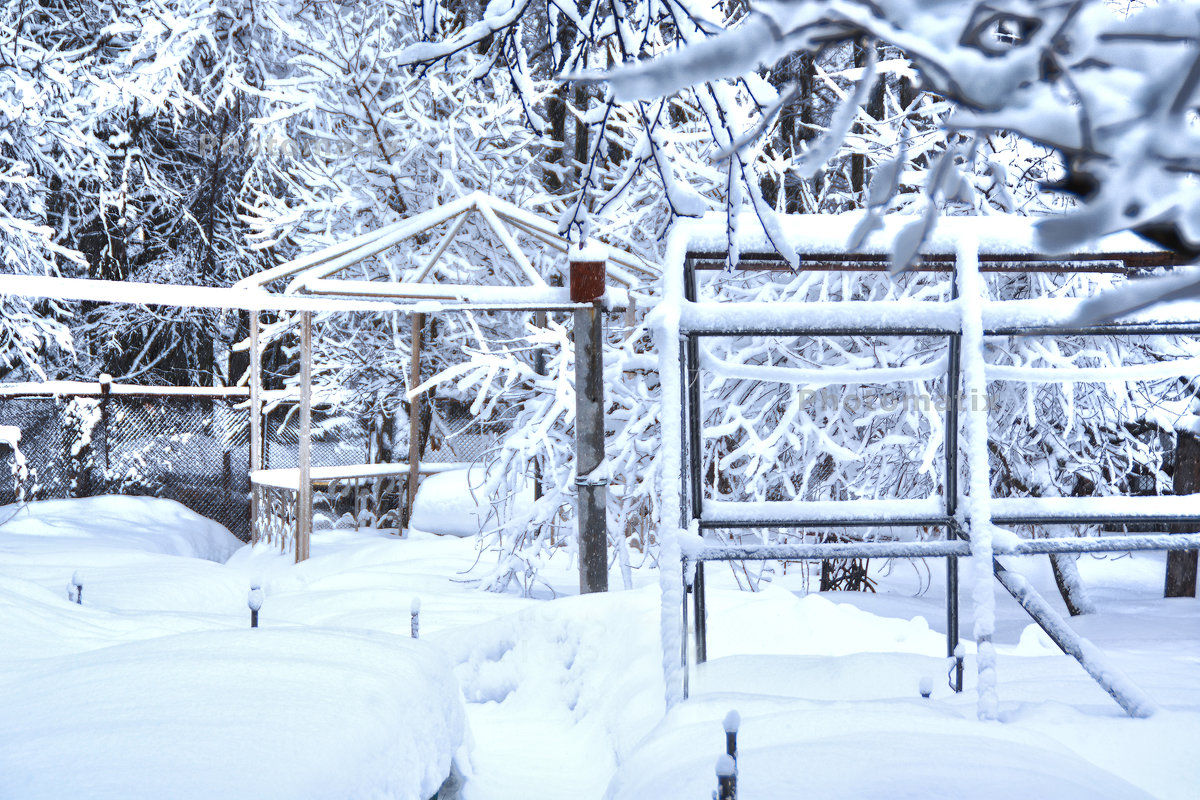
[671,239,1200,717]
[235,193,650,561]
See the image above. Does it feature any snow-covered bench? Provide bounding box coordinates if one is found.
[249,462,468,546]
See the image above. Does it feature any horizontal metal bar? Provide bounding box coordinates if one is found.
[994,514,1200,526]
[694,533,1200,561]
[686,327,951,338]
[698,516,953,530]
[990,325,1200,337]
[685,251,1185,269]
[1007,533,1200,554]
[684,325,1200,340]
[697,541,970,560]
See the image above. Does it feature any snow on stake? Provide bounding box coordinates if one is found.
[723,710,739,762]
[712,710,739,800]
[248,585,263,628]
[70,570,83,605]
[714,753,736,800]
[410,596,420,639]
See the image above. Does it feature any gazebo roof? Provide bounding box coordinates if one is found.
[233,192,654,311]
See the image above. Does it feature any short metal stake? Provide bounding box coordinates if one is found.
[410,596,421,639]
[715,754,736,800]
[71,571,83,605]
[248,585,263,628]
[723,710,740,762]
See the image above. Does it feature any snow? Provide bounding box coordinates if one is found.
[0,425,20,446]
[409,467,533,538]
[0,496,242,564]
[1,496,1197,798]
[957,233,1001,720]
[671,213,1162,261]
[0,627,464,800]
[251,461,469,490]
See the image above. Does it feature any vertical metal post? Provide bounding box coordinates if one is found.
[694,561,708,664]
[681,558,690,699]
[533,309,547,501]
[945,277,964,692]
[249,312,263,544]
[573,252,608,594]
[296,311,313,563]
[682,257,708,661]
[404,312,426,532]
[1167,429,1199,597]
[98,373,111,472]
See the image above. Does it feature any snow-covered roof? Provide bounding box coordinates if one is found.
[234,192,653,311]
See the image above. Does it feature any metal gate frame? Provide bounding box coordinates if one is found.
[673,247,1200,717]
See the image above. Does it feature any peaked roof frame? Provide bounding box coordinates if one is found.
[234,193,654,311]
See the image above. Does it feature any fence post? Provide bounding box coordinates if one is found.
[249,311,263,544]
[403,312,426,532]
[1167,428,1199,597]
[411,596,420,639]
[572,245,608,594]
[296,311,313,563]
[98,373,111,473]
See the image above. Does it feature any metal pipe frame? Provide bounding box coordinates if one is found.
[676,249,1200,705]
[692,533,1200,561]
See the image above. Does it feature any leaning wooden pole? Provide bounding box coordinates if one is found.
[403,312,426,532]
[572,245,608,593]
[296,311,313,563]
[249,311,263,544]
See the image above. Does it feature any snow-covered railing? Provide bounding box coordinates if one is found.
[249,462,468,547]
[654,215,1200,720]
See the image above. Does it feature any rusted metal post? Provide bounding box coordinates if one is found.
[296,311,313,563]
[249,311,263,544]
[572,245,608,594]
[404,312,426,532]
[1167,428,1199,597]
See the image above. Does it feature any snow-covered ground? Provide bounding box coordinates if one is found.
[0,496,1196,798]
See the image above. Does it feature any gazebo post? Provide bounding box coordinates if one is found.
[297,311,313,562]
[404,312,426,533]
[572,245,608,594]
[249,310,263,544]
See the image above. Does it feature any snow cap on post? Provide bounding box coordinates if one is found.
[247,585,264,612]
[569,241,607,303]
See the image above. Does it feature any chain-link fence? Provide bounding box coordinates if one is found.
[0,389,254,539]
[0,387,509,541]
